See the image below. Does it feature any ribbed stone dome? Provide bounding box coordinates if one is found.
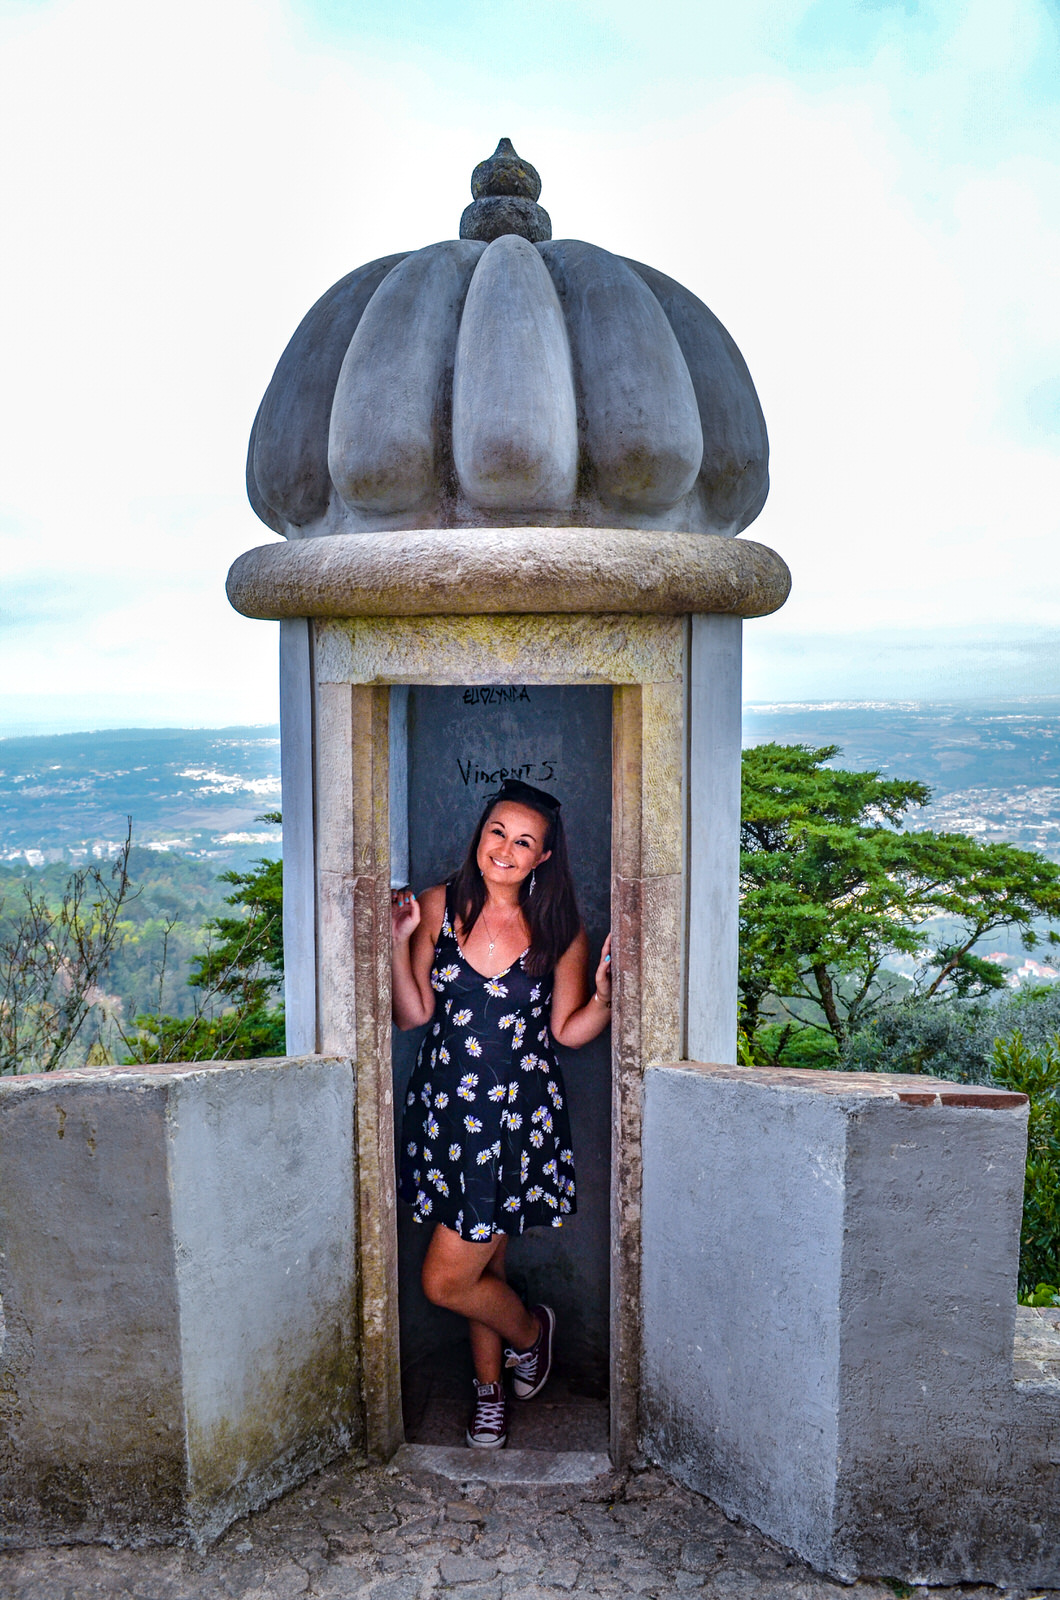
[247,140,769,540]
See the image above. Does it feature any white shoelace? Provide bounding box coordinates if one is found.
[471,1385,506,1434]
[504,1343,535,1378]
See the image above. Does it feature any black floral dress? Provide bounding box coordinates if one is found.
[398,886,576,1239]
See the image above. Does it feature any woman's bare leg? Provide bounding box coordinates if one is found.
[422,1225,538,1361]
[468,1236,509,1383]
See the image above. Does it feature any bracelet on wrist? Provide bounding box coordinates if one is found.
[593,989,612,1007]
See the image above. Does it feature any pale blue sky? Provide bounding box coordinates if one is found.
[0,0,1057,731]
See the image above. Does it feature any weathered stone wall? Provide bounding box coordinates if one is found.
[640,1062,1060,1588]
[0,1056,359,1549]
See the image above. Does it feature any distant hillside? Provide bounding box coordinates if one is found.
[744,697,1060,864]
[0,725,281,869]
[3,699,1058,871]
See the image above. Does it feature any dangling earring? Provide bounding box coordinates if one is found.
[529,870,536,897]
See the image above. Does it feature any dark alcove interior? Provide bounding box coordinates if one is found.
[391,684,613,1452]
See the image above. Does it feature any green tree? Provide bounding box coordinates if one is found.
[123,814,285,1063]
[740,744,1060,1058]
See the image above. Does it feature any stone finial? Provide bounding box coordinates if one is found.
[460,138,552,244]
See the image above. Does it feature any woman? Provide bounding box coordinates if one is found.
[391,777,612,1449]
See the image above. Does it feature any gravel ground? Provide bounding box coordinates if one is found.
[0,1453,1052,1600]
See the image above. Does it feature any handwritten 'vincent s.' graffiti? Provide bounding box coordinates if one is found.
[457,759,556,788]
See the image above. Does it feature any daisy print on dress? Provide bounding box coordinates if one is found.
[469,1222,492,1241]
[396,881,576,1238]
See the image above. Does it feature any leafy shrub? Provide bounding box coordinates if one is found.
[842,996,990,1083]
[841,984,1060,1085]
[990,1031,1060,1298]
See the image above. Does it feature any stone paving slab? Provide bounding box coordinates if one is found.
[0,1450,1055,1600]
[394,1445,612,1485]
[1014,1304,1060,1386]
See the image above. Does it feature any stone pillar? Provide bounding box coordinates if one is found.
[314,680,402,1458]
[279,617,316,1054]
[686,614,742,1064]
[639,1062,1060,1589]
[0,1057,359,1549]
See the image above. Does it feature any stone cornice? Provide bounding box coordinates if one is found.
[226,528,791,621]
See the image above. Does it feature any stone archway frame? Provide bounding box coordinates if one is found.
[310,613,686,1467]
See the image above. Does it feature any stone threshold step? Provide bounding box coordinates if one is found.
[390,1444,612,1485]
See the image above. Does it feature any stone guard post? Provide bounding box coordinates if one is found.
[229,138,787,1470]
[231,142,1060,1588]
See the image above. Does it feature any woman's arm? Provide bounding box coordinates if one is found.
[549,929,612,1049]
[391,882,446,1030]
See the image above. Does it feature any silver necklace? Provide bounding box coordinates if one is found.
[480,902,519,958]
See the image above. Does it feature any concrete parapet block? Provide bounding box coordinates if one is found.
[640,1062,1060,1586]
[0,1055,360,1550]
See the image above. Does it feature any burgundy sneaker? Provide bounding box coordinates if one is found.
[466,1379,508,1448]
[504,1304,555,1400]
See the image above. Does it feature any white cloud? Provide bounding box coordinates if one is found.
[0,0,1057,726]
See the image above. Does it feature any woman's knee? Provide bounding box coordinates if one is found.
[421,1256,466,1310]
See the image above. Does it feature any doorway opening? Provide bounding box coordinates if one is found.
[390,684,613,1455]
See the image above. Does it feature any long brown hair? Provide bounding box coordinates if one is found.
[451,791,581,977]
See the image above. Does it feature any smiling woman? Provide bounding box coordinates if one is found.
[390,777,611,1448]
